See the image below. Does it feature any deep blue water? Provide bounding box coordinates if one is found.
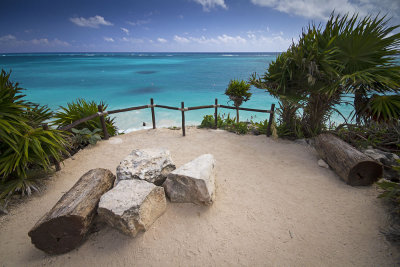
[1,52,282,131]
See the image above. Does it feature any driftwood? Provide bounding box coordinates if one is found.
[28,168,115,254]
[315,133,383,186]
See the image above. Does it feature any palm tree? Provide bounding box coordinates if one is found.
[325,14,400,123]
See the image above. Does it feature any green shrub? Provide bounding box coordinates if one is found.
[199,114,224,129]
[233,122,249,135]
[53,98,118,137]
[199,113,253,134]
[0,70,68,201]
[251,119,269,135]
[70,128,102,151]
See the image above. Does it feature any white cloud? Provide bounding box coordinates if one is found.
[127,19,151,26]
[70,15,113,28]
[0,35,70,47]
[157,38,167,43]
[171,32,293,52]
[217,34,247,44]
[250,0,400,20]
[174,34,247,45]
[0,34,17,42]
[121,37,144,43]
[31,38,49,45]
[193,0,227,11]
[104,37,115,42]
[173,35,190,43]
[121,27,129,35]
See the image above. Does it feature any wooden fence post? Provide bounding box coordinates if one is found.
[181,102,186,136]
[266,103,275,137]
[42,123,61,171]
[98,105,109,140]
[214,98,218,129]
[150,98,156,129]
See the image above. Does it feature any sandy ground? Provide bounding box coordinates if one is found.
[0,127,398,266]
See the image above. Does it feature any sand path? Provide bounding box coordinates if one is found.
[0,128,398,266]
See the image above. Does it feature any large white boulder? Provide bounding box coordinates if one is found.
[97,179,166,237]
[163,154,216,206]
[116,148,176,185]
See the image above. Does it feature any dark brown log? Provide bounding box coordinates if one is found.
[314,134,383,186]
[28,168,115,254]
[266,103,275,137]
[181,102,186,136]
[151,98,156,129]
[98,105,109,140]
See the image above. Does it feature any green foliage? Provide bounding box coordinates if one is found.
[335,123,400,153]
[250,12,400,137]
[233,122,249,135]
[199,113,262,135]
[377,161,400,212]
[199,114,224,129]
[225,79,252,107]
[365,94,400,124]
[70,128,102,150]
[0,70,68,201]
[251,119,269,135]
[53,98,117,137]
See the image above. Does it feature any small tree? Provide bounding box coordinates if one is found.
[225,79,252,123]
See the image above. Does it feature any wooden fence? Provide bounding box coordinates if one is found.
[60,98,276,138]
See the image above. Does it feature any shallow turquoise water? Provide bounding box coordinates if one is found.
[1,52,281,131]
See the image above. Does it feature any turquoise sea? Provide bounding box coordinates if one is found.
[0,52,351,132]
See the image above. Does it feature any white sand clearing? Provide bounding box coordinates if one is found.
[0,127,398,266]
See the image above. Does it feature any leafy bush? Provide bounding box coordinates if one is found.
[69,128,102,151]
[199,114,224,129]
[199,113,259,135]
[335,123,400,154]
[233,122,249,135]
[0,70,68,201]
[53,98,118,137]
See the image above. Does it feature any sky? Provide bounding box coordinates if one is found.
[0,0,399,53]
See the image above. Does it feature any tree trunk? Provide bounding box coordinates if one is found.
[315,133,383,186]
[28,168,115,254]
[236,107,239,123]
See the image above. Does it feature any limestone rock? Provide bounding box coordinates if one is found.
[318,159,329,169]
[97,179,166,237]
[116,148,176,185]
[163,154,216,205]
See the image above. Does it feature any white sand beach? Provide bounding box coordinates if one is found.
[0,127,398,266]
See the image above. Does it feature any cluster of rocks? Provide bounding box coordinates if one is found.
[98,148,216,237]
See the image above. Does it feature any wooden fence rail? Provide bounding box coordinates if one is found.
[58,98,275,138]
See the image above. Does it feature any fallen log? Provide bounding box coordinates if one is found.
[28,168,115,254]
[314,133,383,186]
